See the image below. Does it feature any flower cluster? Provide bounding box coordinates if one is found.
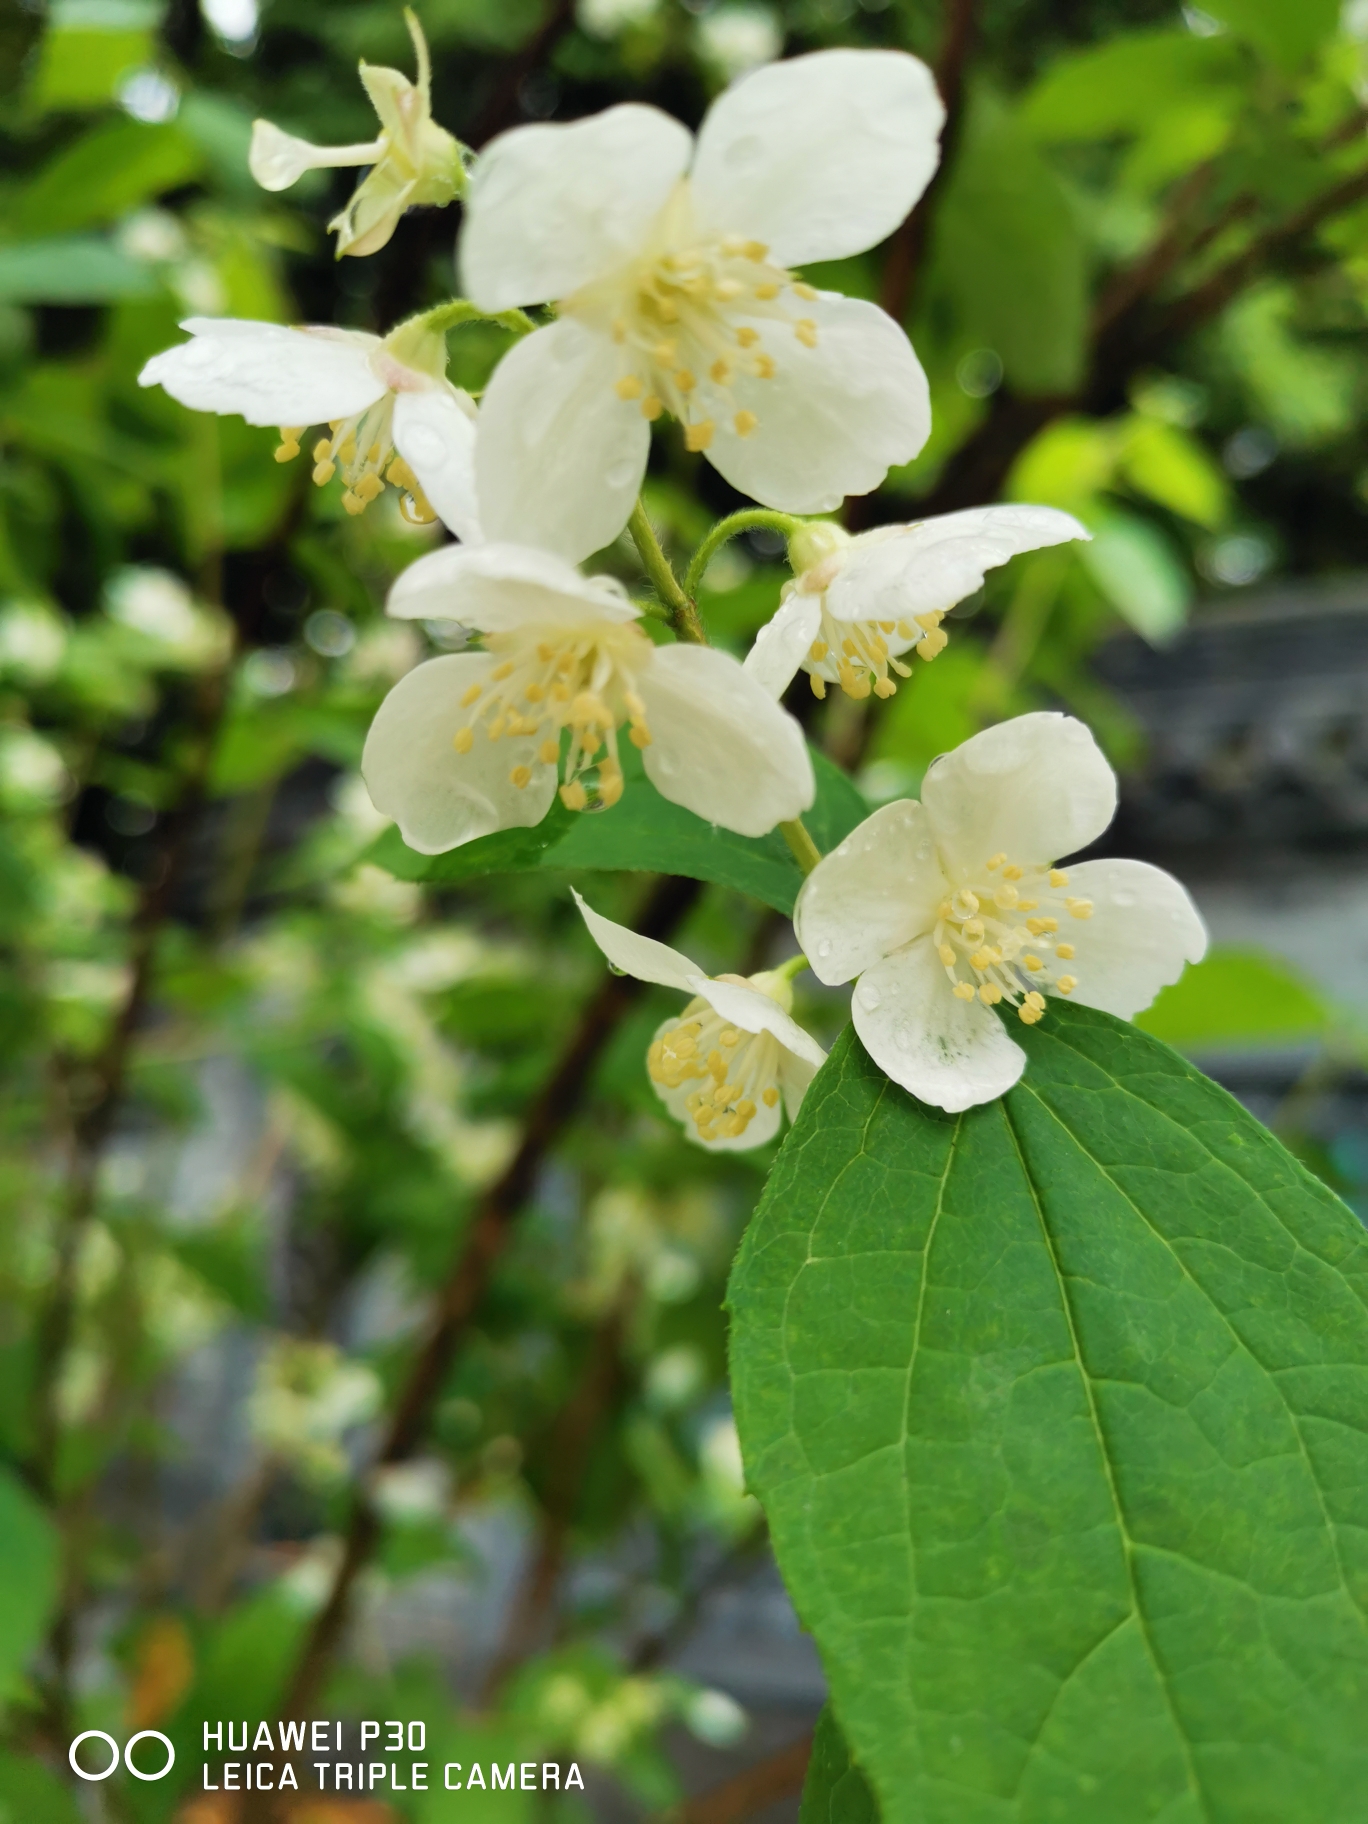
[140,23,1205,1139]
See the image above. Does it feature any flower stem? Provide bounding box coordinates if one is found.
[412,298,538,339]
[779,817,823,875]
[773,949,810,982]
[684,508,803,601]
[628,500,708,645]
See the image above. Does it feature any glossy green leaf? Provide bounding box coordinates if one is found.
[14,119,204,239]
[800,1709,878,1824]
[731,1006,1368,1824]
[927,92,1087,394]
[1138,946,1330,1049]
[370,746,867,916]
[0,1467,58,1699]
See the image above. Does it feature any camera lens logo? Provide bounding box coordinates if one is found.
[69,1730,176,1782]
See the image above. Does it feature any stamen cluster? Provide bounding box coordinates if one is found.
[804,606,947,701]
[648,988,784,1144]
[934,854,1091,1025]
[275,400,435,523]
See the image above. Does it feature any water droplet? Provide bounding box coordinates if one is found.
[606,455,639,489]
[857,980,881,1011]
[817,939,832,959]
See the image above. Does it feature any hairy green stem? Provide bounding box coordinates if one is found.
[779,818,823,876]
[628,501,707,645]
[416,298,538,338]
[683,508,802,600]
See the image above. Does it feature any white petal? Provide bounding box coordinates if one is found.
[572,888,701,993]
[743,590,822,698]
[249,119,385,191]
[826,505,1090,623]
[794,798,946,985]
[653,1054,784,1153]
[690,49,944,267]
[636,644,814,837]
[692,977,828,1069]
[707,294,929,514]
[387,541,638,631]
[476,320,650,563]
[921,713,1118,882]
[391,388,482,545]
[137,320,385,428]
[853,938,1025,1113]
[1049,859,1207,1020]
[361,653,556,853]
[460,105,692,309]
[778,1048,821,1123]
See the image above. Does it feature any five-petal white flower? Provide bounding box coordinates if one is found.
[746,506,1090,702]
[249,10,464,258]
[460,49,944,561]
[574,890,825,1150]
[138,315,481,536]
[363,543,816,853]
[795,713,1207,1112]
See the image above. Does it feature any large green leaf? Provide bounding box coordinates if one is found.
[800,1709,878,1824]
[730,1007,1368,1824]
[0,237,159,305]
[370,746,866,916]
[926,92,1087,395]
[1022,30,1244,140]
[13,119,204,238]
[0,1468,58,1699]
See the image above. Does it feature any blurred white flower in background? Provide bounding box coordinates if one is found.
[577,0,659,35]
[248,1338,382,1486]
[0,602,66,684]
[0,729,72,811]
[696,5,783,78]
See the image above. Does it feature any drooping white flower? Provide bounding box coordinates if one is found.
[460,50,944,561]
[363,543,815,853]
[138,314,480,536]
[249,10,465,258]
[746,507,1090,702]
[795,713,1206,1113]
[574,890,825,1150]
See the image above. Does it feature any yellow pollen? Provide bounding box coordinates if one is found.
[615,374,643,400]
[274,442,299,463]
[685,420,715,452]
[736,326,759,348]
[1002,864,1023,881]
[754,353,776,379]
[341,491,365,516]
[510,765,532,789]
[743,240,768,261]
[641,394,663,421]
[653,339,677,364]
[1067,899,1094,920]
[312,460,336,485]
[711,359,732,384]
[611,317,627,343]
[1025,955,1044,972]
[994,885,1019,909]
[734,410,758,437]
[754,283,780,301]
[810,674,826,698]
[720,1027,740,1047]
[629,725,652,748]
[988,853,1008,873]
[491,662,514,682]
[453,726,474,754]
[809,640,828,661]
[312,438,332,462]
[561,782,588,811]
[953,982,976,1001]
[538,738,559,766]
[795,319,818,348]
[1057,976,1077,994]
[963,919,985,942]
[1055,943,1075,960]
[792,281,817,299]
[917,627,949,660]
[938,943,956,967]
[675,368,697,394]
[762,1086,779,1107]
[979,983,1002,1005]
[1050,870,1069,887]
[461,683,483,707]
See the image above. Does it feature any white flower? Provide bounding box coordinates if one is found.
[574,890,825,1150]
[460,50,944,561]
[363,543,815,852]
[249,10,464,258]
[795,713,1207,1113]
[138,314,480,536]
[746,506,1090,702]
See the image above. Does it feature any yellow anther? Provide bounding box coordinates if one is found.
[510,765,532,789]
[953,890,980,917]
[792,281,818,300]
[1050,869,1069,888]
[1055,943,1075,960]
[994,885,1019,909]
[795,319,818,348]
[1057,975,1077,994]
[938,943,956,967]
[708,1049,726,1081]
[743,240,768,261]
[809,640,828,661]
[560,781,588,811]
[460,684,483,707]
[762,1086,780,1108]
[611,317,627,344]
[754,353,776,379]
[599,762,624,807]
[897,620,914,639]
[809,674,826,698]
[491,662,514,682]
[653,339,677,363]
[1026,991,1046,1009]
[1025,955,1043,972]
[641,394,663,421]
[720,1027,740,1047]
[453,726,474,754]
[355,472,385,502]
[685,420,715,452]
[338,437,357,463]
[953,982,976,1001]
[629,725,652,748]
[341,491,365,516]
[1017,899,1038,912]
[711,359,732,384]
[917,627,948,660]
[979,983,1002,1005]
[524,682,545,704]
[1027,917,1058,935]
[963,919,985,942]
[1067,899,1094,920]
[674,368,697,394]
[1018,1001,1044,1026]
[538,738,559,766]
[274,441,300,463]
[755,283,780,301]
[874,678,896,698]
[1002,864,1023,881]
[736,326,759,348]
[970,950,993,971]
[615,374,643,400]
[312,460,336,486]
[734,410,758,437]
[312,438,332,463]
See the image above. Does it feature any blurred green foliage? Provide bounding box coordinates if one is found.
[2,0,1368,1813]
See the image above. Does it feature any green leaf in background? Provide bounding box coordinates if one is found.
[1080,507,1191,642]
[1138,946,1330,1049]
[371,745,868,916]
[1119,418,1229,528]
[730,1006,1368,1824]
[0,238,159,305]
[928,91,1088,395]
[1202,0,1338,69]
[0,1752,82,1824]
[0,1467,58,1700]
[800,1709,878,1824]
[1022,29,1243,141]
[14,119,204,239]
[25,0,162,113]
